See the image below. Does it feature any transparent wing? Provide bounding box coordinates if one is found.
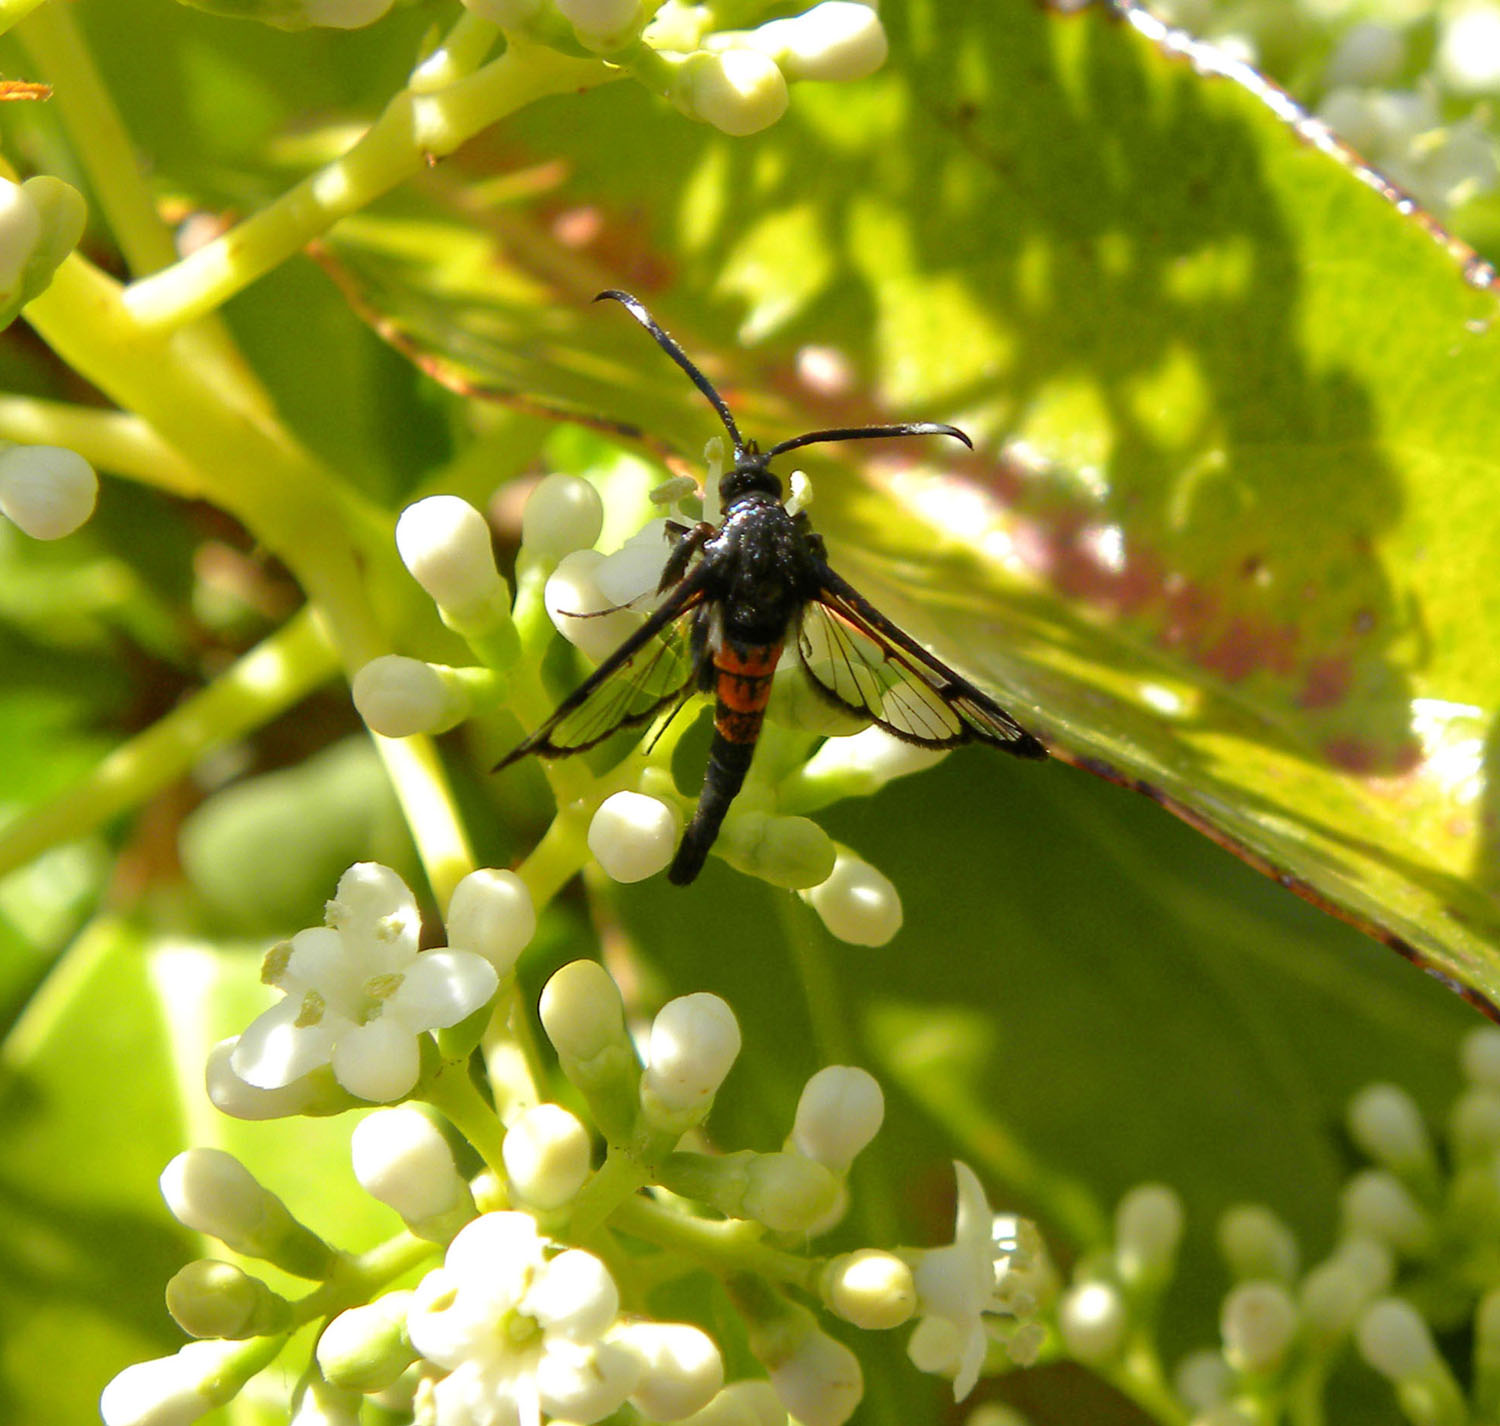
[495,576,708,765]
[797,570,1046,755]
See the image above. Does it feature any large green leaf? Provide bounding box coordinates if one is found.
[318,0,1500,1012]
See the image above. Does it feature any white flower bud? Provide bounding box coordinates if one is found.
[521,472,605,559]
[0,180,41,303]
[1058,1280,1127,1363]
[352,655,465,736]
[0,444,97,539]
[316,1292,417,1391]
[165,1260,289,1339]
[545,548,645,661]
[1173,1348,1232,1411]
[539,958,629,1060]
[160,1149,334,1278]
[556,0,642,50]
[99,1339,246,1426]
[1355,1297,1439,1380]
[1216,1203,1299,1282]
[826,1249,916,1330]
[446,867,535,976]
[395,495,504,620]
[1347,1082,1434,1179]
[800,850,902,946]
[1299,1236,1393,1336]
[1438,4,1500,94]
[790,1065,884,1171]
[502,1102,592,1209]
[1115,1183,1184,1287]
[1340,1169,1431,1253]
[642,992,742,1113]
[768,1326,862,1426]
[748,2,888,83]
[681,49,789,137]
[351,1106,470,1225]
[1463,1026,1500,1088]
[1220,1281,1297,1374]
[613,1321,725,1421]
[589,791,681,881]
[723,812,837,888]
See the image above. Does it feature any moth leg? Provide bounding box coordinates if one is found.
[660,520,717,590]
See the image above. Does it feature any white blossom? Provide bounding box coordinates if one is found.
[0,443,97,539]
[230,863,497,1103]
[905,1162,1008,1399]
[406,1212,639,1426]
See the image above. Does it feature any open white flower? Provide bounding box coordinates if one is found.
[905,1162,1045,1400]
[230,863,497,1103]
[407,1212,639,1426]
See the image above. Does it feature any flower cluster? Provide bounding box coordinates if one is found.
[452,0,887,136]
[1153,0,1500,218]
[355,466,943,942]
[101,873,1047,1426]
[1015,1026,1500,1426]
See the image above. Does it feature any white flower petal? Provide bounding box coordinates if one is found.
[331,1017,422,1101]
[522,1249,618,1341]
[535,1339,639,1424]
[389,949,498,1029]
[230,998,341,1089]
[430,1357,532,1426]
[330,862,422,965]
[444,1212,545,1299]
[281,926,353,993]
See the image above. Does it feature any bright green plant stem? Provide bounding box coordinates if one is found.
[0,611,334,878]
[0,398,197,492]
[121,41,615,332]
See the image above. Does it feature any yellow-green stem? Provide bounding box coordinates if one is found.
[0,610,336,878]
[122,43,614,332]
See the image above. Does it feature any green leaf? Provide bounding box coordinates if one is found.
[321,1,1500,1011]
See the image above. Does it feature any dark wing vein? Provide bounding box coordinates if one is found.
[494,575,709,765]
[798,569,1045,756]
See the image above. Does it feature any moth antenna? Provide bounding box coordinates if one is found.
[765,421,973,460]
[596,291,746,454]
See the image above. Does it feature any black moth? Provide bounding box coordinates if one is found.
[496,291,1047,885]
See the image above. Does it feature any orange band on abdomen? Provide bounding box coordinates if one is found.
[713,642,783,737]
